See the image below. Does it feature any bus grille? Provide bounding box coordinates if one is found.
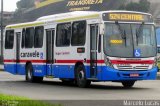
[115,65,150,71]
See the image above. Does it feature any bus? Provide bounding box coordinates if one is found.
[157,45,160,70]
[156,27,160,70]
[4,11,158,88]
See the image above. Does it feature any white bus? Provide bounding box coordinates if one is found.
[157,45,160,70]
[4,11,157,88]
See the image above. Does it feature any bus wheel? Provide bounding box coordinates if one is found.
[121,81,135,88]
[25,63,43,82]
[76,65,91,88]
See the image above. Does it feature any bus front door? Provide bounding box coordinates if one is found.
[16,32,21,74]
[46,29,55,76]
[90,24,98,78]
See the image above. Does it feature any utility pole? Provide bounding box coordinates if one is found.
[1,0,3,59]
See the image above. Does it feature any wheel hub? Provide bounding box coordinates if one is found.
[78,70,84,80]
[28,68,32,79]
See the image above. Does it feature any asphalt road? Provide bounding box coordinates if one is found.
[0,71,160,101]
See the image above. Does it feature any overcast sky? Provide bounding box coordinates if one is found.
[0,0,20,12]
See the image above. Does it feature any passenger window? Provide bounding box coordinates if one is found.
[25,27,34,48]
[21,28,25,48]
[71,21,86,46]
[56,23,71,47]
[34,26,44,48]
[5,30,14,49]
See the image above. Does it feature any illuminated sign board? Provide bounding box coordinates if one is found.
[35,0,104,11]
[35,0,63,8]
[110,40,123,44]
[103,13,153,22]
[16,1,147,23]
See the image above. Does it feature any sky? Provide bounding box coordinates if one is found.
[0,0,20,12]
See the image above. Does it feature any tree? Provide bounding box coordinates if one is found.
[125,2,140,11]
[119,0,150,12]
[16,0,35,10]
[139,0,150,12]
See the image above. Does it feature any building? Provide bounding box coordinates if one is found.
[0,11,14,20]
[0,11,14,27]
[0,11,13,56]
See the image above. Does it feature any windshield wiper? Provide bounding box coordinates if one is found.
[115,21,127,46]
[136,22,145,45]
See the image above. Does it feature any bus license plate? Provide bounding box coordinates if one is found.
[130,74,139,77]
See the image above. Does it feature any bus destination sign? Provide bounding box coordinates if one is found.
[103,12,153,22]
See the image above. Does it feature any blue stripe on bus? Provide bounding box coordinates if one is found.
[4,64,157,81]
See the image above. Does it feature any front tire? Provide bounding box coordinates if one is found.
[122,81,135,88]
[25,63,43,82]
[76,65,91,88]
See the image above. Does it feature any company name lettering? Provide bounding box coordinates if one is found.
[21,51,40,58]
[67,0,103,6]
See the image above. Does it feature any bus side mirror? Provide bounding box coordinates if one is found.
[99,24,104,35]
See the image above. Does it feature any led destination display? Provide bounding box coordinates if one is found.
[103,12,153,22]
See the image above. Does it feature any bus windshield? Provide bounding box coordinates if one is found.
[104,23,156,58]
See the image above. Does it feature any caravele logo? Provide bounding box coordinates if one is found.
[20,51,43,59]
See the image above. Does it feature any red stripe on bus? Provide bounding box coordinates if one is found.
[86,60,105,64]
[110,60,154,64]
[4,59,105,64]
[4,60,17,62]
[4,59,154,64]
[4,60,46,63]
[55,60,84,63]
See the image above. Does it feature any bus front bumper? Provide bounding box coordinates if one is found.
[99,66,158,81]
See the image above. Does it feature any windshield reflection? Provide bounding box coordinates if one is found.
[104,23,156,58]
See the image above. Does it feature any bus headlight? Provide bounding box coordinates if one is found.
[152,58,157,68]
[105,57,113,68]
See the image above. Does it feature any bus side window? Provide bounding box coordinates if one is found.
[71,21,86,46]
[34,26,44,48]
[56,23,71,47]
[25,27,34,48]
[5,30,14,49]
[21,29,25,48]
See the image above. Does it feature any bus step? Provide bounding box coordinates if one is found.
[87,78,98,81]
[46,76,54,78]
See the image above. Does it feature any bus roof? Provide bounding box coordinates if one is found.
[37,10,152,22]
[6,11,153,29]
[6,11,99,29]
[37,11,99,21]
